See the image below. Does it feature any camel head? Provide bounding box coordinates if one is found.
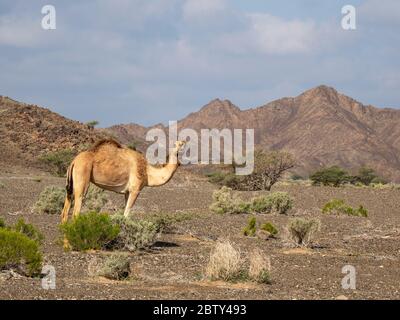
[173,140,186,153]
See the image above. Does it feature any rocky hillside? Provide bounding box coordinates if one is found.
[108,86,400,181]
[0,96,105,169]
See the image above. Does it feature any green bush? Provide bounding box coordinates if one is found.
[210,188,293,215]
[34,186,65,215]
[110,215,159,251]
[260,222,278,237]
[287,218,321,247]
[0,228,42,276]
[13,218,44,244]
[322,199,368,217]
[96,253,131,280]
[85,120,99,129]
[290,174,304,181]
[243,217,257,237]
[249,192,293,214]
[60,212,120,251]
[354,167,378,185]
[310,166,350,187]
[39,149,75,177]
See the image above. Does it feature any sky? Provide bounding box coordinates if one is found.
[0,0,399,127]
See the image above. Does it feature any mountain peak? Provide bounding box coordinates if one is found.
[302,85,339,97]
[200,98,241,113]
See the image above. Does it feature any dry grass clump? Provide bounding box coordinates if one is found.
[248,249,270,284]
[205,241,272,284]
[205,240,244,281]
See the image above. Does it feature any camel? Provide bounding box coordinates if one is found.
[61,139,186,223]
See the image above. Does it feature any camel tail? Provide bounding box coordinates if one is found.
[66,162,74,196]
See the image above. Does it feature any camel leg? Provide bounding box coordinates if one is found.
[123,188,140,218]
[72,165,91,218]
[61,193,72,223]
[124,192,129,206]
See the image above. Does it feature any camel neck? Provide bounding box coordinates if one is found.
[146,150,179,186]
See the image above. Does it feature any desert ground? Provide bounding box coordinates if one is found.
[0,166,399,300]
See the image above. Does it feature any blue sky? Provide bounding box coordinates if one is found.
[0,0,399,126]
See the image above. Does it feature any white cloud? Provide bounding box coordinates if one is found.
[0,14,43,47]
[183,0,226,20]
[359,0,400,26]
[247,13,317,54]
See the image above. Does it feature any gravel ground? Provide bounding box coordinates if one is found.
[0,169,399,300]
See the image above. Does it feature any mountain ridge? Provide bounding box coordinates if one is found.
[107,85,400,180]
[1,86,400,180]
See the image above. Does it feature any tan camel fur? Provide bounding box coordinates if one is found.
[61,139,186,222]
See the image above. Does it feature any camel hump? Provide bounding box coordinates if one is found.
[89,139,123,152]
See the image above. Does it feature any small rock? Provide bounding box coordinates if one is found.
[256,230,271,240]
[335,295,349,300]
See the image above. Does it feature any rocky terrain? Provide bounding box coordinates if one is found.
[0,172,399,300]
[0,96,106,171]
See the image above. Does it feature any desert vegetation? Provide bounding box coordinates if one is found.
[60,212,120,251]
[210,187,293,215]
[85,120,99,130]
[39,149,76,177]
[0,219,43,277]
[205,241,271,284]
[285,218,321,247]
[242,217,278,239]
[34,185,109,215]
[94,253,131,280]
[310,166,386,187]
[110,214,159,252]
[322,199,368,217]
[207,150,295,191]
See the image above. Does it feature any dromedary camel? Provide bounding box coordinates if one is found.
[61,139,186,222]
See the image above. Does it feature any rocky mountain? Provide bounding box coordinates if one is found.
[0,96,105,169]
[108,85,400,181]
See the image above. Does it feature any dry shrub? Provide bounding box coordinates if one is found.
[209,187,249,214]
[248,249,271,284]
[33,186,65,214]
[83,185,108,212]
[286,217,321,247]
[205,240,244,281]
[249,192,293,214]
[110,215,159,251]
[96,253,131,280]
[34,185,109,215]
